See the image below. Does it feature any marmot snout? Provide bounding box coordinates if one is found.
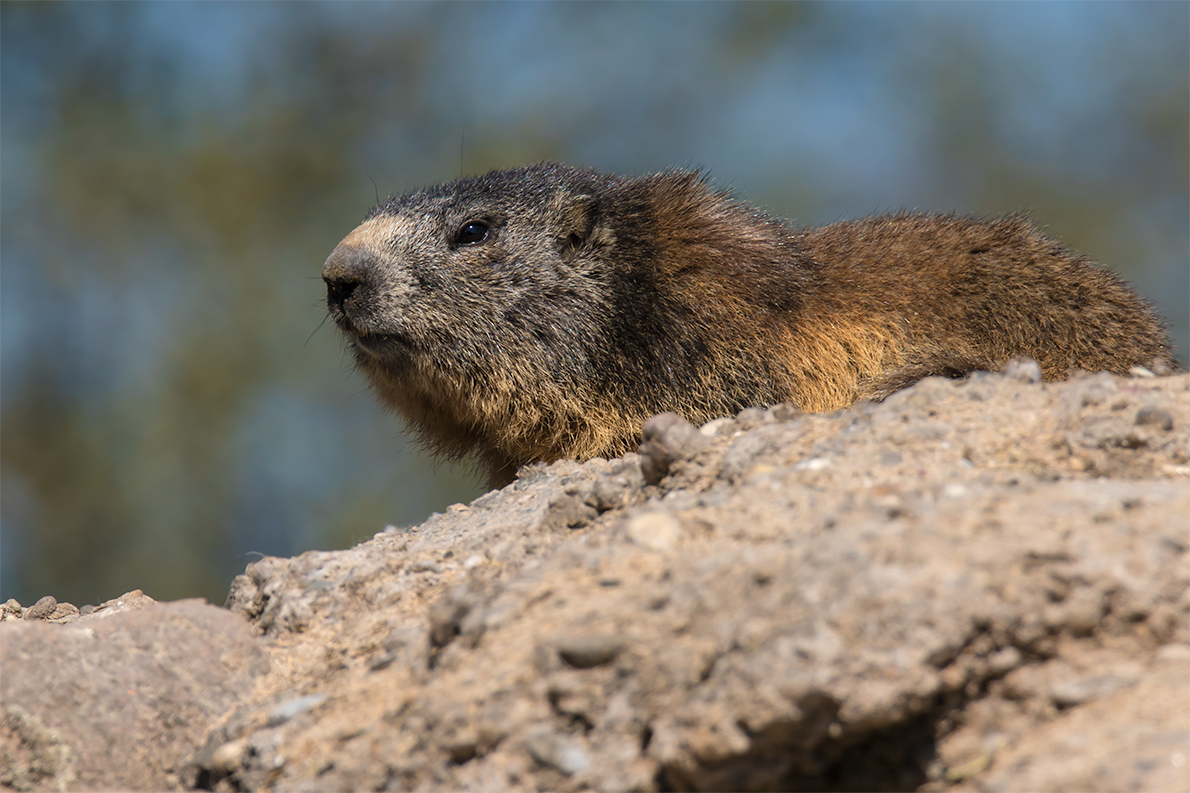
[322,162,1179,485]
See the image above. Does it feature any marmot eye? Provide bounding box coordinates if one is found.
[455,220,490,245]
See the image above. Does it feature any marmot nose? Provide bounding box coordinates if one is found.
[322,245,375,310]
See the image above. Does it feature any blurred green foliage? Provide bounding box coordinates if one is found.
[2,2,1186,607]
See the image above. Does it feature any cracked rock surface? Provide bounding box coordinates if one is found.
[3,370,1188,791]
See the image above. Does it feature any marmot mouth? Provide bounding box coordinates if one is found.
[331,313,410,348]
[349,328,417,359]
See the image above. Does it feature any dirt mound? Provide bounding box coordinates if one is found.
[3,368,1187,791]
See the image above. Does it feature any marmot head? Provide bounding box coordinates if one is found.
[322,164,681,476]
[321,162,800,481]
[323,163,621,379]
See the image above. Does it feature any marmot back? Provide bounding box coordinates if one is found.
[321,162,1179,484]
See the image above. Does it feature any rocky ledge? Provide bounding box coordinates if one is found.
[3,367,1188,792]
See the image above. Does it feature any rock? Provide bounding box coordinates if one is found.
[623,510,682,551]
[5,371,1189,792]
[525,727,590,776]
[266,693,327,726]
[0,599,268,791]
[1136,406,1174,431]
[92,588,157,617]
[557,633,629,669]
[1004,357,1043,383]
[1049,673,1138,709]
[210,738,249,773]
[639,412,709,484]
[23,596,56,620]
[428,583,480,648]
[0,599,22,622]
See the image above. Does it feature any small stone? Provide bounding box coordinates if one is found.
[735,407,769,427]
[211,738,249,772]
[443,733,479,764]
[557,634,629,669]
[368,651,397,671]
[942,483,968,499]
[525,727,589,776]
[428,584,478,648]
[267,693,328,726]
[700,417,732,437]
[769,402,802,422]
[986,646,1022,676]
[93,589,156,616]
[1156,643,1190,663]
[639,412,709,485]
[947,752,993,782]
[624,511,682,552]
[24,596,57,620]
[1050,674,1136,709]
[1004,358,1042,383]
[1072,372,1119,407]
[49,602,80,622]
[589,475,629,511]
[544,494,598,530]
[1135,407,1173,431]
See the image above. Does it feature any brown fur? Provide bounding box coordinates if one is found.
[321,163,1179,485]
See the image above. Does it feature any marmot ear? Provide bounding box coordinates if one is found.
[552,194,611,263]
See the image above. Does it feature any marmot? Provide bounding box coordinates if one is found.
[322,162,1179,485]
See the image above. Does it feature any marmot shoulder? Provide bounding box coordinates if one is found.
[321,162,1180,484]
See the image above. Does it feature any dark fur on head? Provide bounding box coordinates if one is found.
[323,162,1179,484]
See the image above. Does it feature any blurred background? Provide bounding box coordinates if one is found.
[2,2,1187,608]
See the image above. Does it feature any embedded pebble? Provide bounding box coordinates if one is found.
[557,633,629,669]
[1156,643,1190,662]
[1135,407,1173,431]
[211,738,250,772]
[1049,674,1136,708]
[769,402,802,422]
[942,483,969,499]
[639,412,709,485]
[589,476,627,511]
[734,407,770,427]
[93,589,156,616]
[624,511,682,552]
[267,693,328,726]
[986,646,1022,676]
[544,494,598,530]
[719,426,787,482]
[428,584,478,648]
[24,595,57,620]
[50,602,81,623]
[1004,358,1042,383]
[525,727,589,776]
[700,417,732,437]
